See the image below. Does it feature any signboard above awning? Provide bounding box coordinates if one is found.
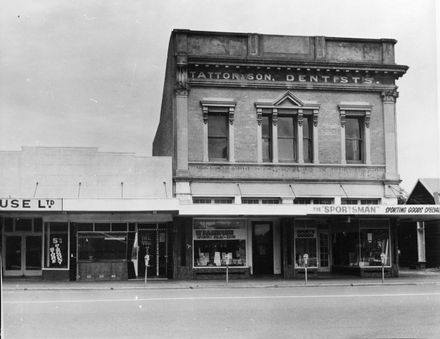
[0,198,179,213]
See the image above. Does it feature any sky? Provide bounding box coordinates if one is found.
[0,0,439,192]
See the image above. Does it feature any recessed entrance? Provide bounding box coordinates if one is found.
[136,225,168,279]
[252,222,273,275]
[4,234,42,277]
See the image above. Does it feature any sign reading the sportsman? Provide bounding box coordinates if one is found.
[0,198,62,211]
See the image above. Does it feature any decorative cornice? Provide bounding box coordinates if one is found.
[338,102,372,128]
[200,98,237,125]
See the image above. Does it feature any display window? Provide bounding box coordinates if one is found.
[359,228,390,267]
[294,226,318,268]
[193,219,247,267]
[332,219,391,268]
[78,232,128,261]
[44,222,69,269]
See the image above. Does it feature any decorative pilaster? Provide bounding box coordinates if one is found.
[175,53,190,97]
[175,53,189,175]
[382,88,399,179]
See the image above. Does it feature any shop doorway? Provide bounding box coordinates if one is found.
[3,234,42,277]
[318,230,330,272]
[136,225,168,279]
[252,222,273,275]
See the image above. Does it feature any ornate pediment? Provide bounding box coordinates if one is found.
[255,91,320,126]
[273,91,305,107]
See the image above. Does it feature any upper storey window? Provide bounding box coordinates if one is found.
[345,116,364,162]
[338,103,372,165]
[278,115,297,162]
[256,91,319,164]
[208,108,229,161]
[201,99,236,163]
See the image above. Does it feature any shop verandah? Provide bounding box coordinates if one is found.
[1,202,439,281]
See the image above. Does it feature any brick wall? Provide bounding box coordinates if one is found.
[188,87,385,165]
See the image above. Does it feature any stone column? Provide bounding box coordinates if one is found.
[382,89,399,180]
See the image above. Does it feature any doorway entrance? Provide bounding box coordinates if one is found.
[4,234,42,277]
[136,225,168,279]
[318,230,330,272]
[252,222,273,275]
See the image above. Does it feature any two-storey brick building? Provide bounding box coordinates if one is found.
[153,29,408,279]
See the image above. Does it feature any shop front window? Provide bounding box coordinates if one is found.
[78,232,128,261]
[295,227,317,268]
[44,222,69,269]
[193,219,247,267]
[359,228,390,267]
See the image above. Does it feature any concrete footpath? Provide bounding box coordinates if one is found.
[2,268,440,291]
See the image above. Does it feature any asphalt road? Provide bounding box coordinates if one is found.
[3,284,440,339]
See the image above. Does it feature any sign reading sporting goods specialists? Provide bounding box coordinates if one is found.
[0,198,62,211]
[309,205,440,215]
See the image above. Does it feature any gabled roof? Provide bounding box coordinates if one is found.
[407,178,440,204]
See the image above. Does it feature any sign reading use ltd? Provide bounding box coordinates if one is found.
[0,198,62,211]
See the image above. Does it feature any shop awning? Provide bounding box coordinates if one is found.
[190,182,384,198]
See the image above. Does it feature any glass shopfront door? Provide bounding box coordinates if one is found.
[318,231,330,272]
[137,225,168,279]
[252,222,273,275]
[4,234,42,277]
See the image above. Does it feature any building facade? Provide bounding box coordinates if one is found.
[153,30,409,279]
[0,147,178,280]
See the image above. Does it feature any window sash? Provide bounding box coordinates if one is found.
[208,112,229,161]
[262,115,272,162]
[303,117,313,163]
[345,117,364,162]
